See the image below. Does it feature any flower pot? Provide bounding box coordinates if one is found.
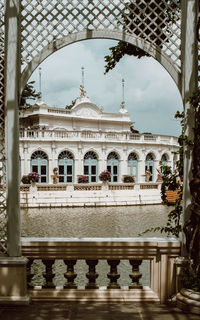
[165,189,179,204]
[177,288,200,314]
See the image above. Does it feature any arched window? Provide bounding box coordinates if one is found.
[107,152,119,183]
[145,153,154,182]
[128,153,138,182]
[58,151,74,183]
[84,151,98,183]
[31,151,48,183]
[161,154,168,168]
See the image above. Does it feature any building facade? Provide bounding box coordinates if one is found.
[19,87,179,184]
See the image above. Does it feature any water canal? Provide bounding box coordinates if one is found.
[21,204,171,238]
[21,205,174,287]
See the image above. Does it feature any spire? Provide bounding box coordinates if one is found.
[79,66,89,99]
[81,66,85,88]
[119,78,128,114]
[122,78,125,105]
[120,78,125,110]
[38,66,42,101]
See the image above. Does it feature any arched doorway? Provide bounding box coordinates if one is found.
[107,152,119,183]
[58,151,74,184]
[84,151,98,183]
[30,150,48,183]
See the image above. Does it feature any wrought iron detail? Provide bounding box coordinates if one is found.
[31,150,48,159]
[128,152,138,161]
[58,150,74,160]
[84,151,98,160]
[107,152,119,160]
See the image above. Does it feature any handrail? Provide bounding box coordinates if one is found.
[21,237,181,303]
[21,237,180,259]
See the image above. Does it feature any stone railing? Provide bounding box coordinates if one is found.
[21,237,181,303]
[74,184,102,191]
[109,184,134,190]
[20,184,30,192]
[19,129,178,146]
[37,185,67,191]
[19,183,148,192]
[140,184,159,190]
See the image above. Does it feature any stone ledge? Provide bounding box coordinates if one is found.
[29,286,159,302]
[0,257,28,265]
[0,295,30,305]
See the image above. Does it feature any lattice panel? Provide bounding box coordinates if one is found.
[0,0,7,255]
[21,0,181,71]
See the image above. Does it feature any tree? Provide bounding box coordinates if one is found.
[20,81,40,109]
[104,0,180,73]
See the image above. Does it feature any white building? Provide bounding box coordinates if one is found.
[19,86,179,185]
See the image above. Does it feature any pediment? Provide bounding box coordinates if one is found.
[71,103,101,118]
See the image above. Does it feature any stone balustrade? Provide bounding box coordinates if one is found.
[18,182,161,207]
[19,182,159,192]
[19,129,178,146]
[21,237,181,303]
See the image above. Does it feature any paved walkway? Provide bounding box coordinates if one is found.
[0,302,199,320]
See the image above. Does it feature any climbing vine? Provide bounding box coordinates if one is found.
[139,111,184,238]
[183,89,200,276]
[139,90,200,252]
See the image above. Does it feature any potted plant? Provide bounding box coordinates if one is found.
[122,175,135,183]
[28,172,40,184]
[78,175,89,183]
[21,175,29,184]
[99,170,111,182]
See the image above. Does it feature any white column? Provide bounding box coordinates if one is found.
[23,143,29,175]
[154,160,160,183]
[120,148,128,180]
[181,0,198,253]
[5,0,21,257]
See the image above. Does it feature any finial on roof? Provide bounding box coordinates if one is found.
[122,78,125,106]
[38,67,42,101]
[81,66,85,88]
[80,85,88,98]
[119,78,128,114]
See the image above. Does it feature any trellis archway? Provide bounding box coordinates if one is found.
[21,30,181,92]
[0,0,199,258]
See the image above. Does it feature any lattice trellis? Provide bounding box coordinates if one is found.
[0,1,198,256]
[21,0,181,71]
[0,0,7,255]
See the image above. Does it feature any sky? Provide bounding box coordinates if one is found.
[29,39,183,137]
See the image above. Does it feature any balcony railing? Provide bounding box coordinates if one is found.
[19,129,178,145]
[21,237,181,303]
[19,183,160,193]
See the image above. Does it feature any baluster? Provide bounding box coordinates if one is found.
[85,260,99,289]
[129,259,143,289]
[107,260,120,289]
[63,260,77,289]
[27,258,34,289]
[42,259,55,288]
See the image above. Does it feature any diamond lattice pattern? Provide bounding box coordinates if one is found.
[21,0,181,71]
[0,0,7,255]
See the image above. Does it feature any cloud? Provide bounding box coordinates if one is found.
[29,39,183,136]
